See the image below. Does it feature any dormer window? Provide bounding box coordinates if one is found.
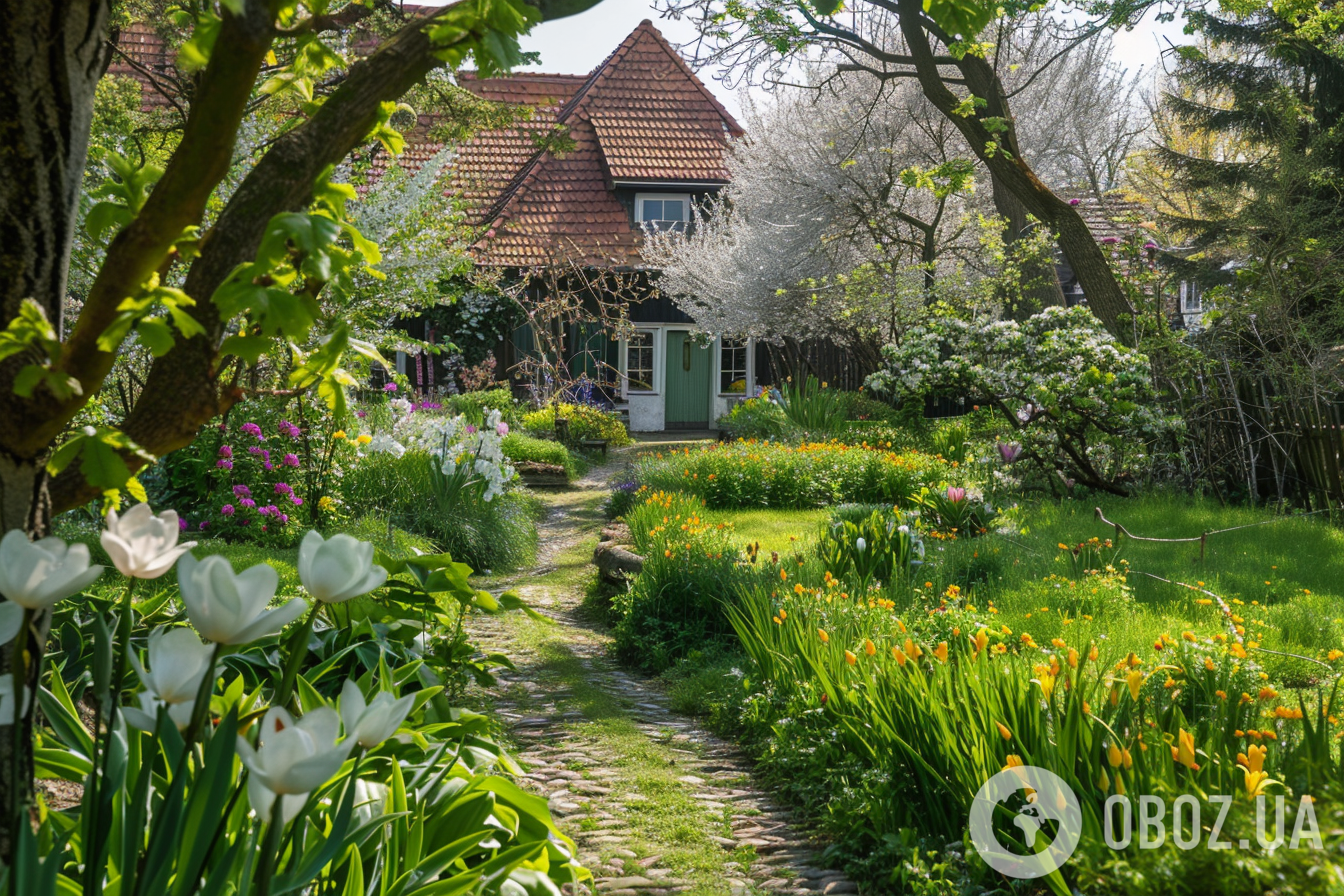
[636,193,690,233]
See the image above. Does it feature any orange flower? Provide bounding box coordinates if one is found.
[818,629,830,644]
[995,721,1012,741]
[845,650,857,666]
[864,638,876,657]
[934,642,949,663]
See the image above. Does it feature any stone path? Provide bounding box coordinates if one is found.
[467,454,856,896]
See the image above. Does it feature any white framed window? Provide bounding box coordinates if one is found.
[635,193,691,233]
[626,331,656,392]
[1180,281,1203,314]
[720,338,749,394]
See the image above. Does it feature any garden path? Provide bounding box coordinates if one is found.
[467,451,856,896]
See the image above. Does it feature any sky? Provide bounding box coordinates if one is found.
[502,0,1193,119]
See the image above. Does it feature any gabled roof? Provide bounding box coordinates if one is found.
[453,20,744,268]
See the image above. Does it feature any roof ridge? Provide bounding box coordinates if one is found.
[634,21,745,137]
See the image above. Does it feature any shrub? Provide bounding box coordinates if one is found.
[631,440,958,509]
[522,402,632,446]
[502,432,576,478]
[836,390,900,423]
[612,493,742,671]
[716,395,796,440]
[775,376,846,435]
[338,450,539,572]
[444,387,518,423]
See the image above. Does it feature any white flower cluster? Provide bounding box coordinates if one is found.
[413,409,516,502]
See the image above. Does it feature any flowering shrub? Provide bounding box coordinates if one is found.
[630,440,960,509]
[716,393,794,440]
[521,402,632,446]
[866,306,1182,494]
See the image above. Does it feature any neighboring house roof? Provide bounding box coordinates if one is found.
[452,20,744,268]
[107,22,181,113]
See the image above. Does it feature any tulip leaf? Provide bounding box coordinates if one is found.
[38,680,93,759]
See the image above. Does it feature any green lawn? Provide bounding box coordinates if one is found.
[703,508,828,556]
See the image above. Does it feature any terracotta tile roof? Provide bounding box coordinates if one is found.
[454,20,744,267]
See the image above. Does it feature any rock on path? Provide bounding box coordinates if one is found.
[466,453,857,896]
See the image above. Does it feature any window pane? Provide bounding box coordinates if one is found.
[642,199,663,222]
[664,199,686,221]
[720,339,748,392]
[628,332,654,391]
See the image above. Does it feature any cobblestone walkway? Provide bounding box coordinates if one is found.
[467,457,856,896]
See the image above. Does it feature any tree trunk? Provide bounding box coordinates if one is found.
[990,174,1066,318]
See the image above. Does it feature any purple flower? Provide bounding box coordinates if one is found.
[240,422,263,439]
[263,462,274,471]
[997,442,1022,464]
[198,521,209,531]
[497,422,510,437]
[233,484,251,497]
[465,425,477,435]
[179,518,188,532]
[1069,198,1081,206]
[221,504,235,517]
[383,382,398,392]
[282,453,300,468]
[946,486,967,503]
[356,410,367,418]
[218,445,233,459]
[279,514,289,525]
[291,496,303,506]
[240,498,257,509]
[275,482,293,496]
[1100,236,1119,245]
[216,459,233,470]
[248,445,264,455]
[278,420,301,439]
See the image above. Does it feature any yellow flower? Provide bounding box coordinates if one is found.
[891,646,908,666]
[1087,643,1099,663]
[1258,687,1278,701]
[1107,742,1123,768]
[1127,668,1144,701]
[1182,631,1197,642]
[934,642,949,663]
[1067,647,1079,669]
[1096,768,1110,793]
[995,721,1012,741]
[844,650,857,666]
[1174,729,1200,770]
[317,495,335,511]
[1329,650,1344,661]
[974,629,989,657]
[356,434,372,445]
[1038,674,1056,700]
[332,430,347,440]
[864,638,876,657]
[818,629,829,644]
[904,638,922,660]
[1122,748,1133,770]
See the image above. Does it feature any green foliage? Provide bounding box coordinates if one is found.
[774,376,845,435]
[521,403,631,446]
[817,505,924,586]
[445,387,518,423]
[502,433,575,477]
[716,395,795,440]
[338,450,539,573]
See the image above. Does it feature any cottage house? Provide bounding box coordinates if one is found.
[447,20,751,431]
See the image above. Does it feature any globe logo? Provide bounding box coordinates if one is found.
[968,765,1083,879]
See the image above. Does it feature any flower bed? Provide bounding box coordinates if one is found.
[630,440,961,509]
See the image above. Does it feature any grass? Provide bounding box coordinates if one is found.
[704,508,828,556]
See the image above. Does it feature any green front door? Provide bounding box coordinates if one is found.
[664,330,711,429]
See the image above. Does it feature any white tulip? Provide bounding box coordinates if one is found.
[123,691,195,733]
[0,530,103,610]
[130,626,215,706]
[0,603,24,645]
[237,706,351,824]
[176,554,308,645]
[101,504,197,579]
[296,531,387,604]
[855,537,867,553]
[0,674,31,725]
[339,679,414,748]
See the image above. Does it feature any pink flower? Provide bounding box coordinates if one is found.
[946,486,967,503]
[275,482,293,496]
[216,459,233,470]
[291,496,303,506]
[221,504,235,517]
[240,422,263,439]
[248,445,264,455]
[282,453,300,468]
[279,514,289,524]
[233,485,251,498]
[383,382,398,392]
[179,518,188,532]
[356,411,367,418]
[497,422,510,437]
[218,445,233,459]
[278,420,301,439]
[240,498,257,509]
[997,442,1022,464]
[198,521,209,530]
[1069,198,1081,206]
[263,462,274,471]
